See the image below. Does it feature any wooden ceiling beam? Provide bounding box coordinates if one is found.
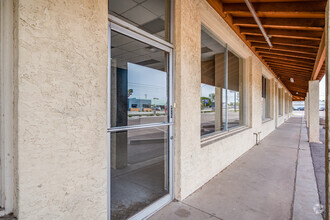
[286,87,308,93]
[229,11,324,19]
[284,85,309,92]
[264,59,314,69]
[258,49,315,59]
[268,63,313,71]
[241,27,322,40]
[257,49,316,60]
[282,79,310,85]
[285,83,309,88]
[223,1,326,13]
[259,48,317,57]
[271,64,312,72]
[271,68,312,76]
[246,35,320,48]
[271,65,312,73]
[222,0,318,3]
[265,61,314,70]
[271,70,312,78]
[252,42,318,54]
[223,1,326,19]
[286,89,308,95]
[233,17,324,31]
[260,54,315,64]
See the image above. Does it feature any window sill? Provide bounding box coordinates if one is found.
[262,118,272,124]
[201,125,250,148]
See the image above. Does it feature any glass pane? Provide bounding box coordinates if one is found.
[262,97,266,121]
[111,31,169,127]
[201,26,226,136]
[278,88,282,115]
[262,77,270,120]
[111,126,169,219]
[109,0,171,41]
[227,51,241,129]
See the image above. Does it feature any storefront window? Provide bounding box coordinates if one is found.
[227,51,241,129]
[278,88,283,116]
[201,26,244,137]
[262,76,270,121]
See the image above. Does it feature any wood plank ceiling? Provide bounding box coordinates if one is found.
[206,0,327,101]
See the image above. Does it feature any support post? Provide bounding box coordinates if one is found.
[325,1,329,218]
[308,80,320,143]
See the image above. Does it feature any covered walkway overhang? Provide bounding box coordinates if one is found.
[206,0,327,101]
[202,0,330,218]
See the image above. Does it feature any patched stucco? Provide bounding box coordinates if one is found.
[15,0,108,219]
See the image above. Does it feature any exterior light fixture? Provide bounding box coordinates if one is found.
[290,78,294,83]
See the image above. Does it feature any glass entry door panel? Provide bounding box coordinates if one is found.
[111,31,169,127]
[110,127,169,219]
[110,30,171,220]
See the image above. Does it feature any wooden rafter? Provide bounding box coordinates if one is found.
[241,27,322,40]
[233,17,324,31]
[246,36,320,48]
[252,42,318,55]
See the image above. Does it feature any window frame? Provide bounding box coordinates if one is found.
[200,25,246,140]
[262,75,271,121]
[278,88,283,116]
[107,1,175,219]
[0,0,14,216]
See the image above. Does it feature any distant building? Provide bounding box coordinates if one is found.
[128,98,151,110]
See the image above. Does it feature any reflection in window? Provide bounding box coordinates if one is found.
[201,26,244,137]
[262,76,270,121]
[285,93,289,114]
[110,30,170,219]
[278,88,283,116]
[111,31,169,127]
[227,51,241,129]
[111,126,169,219]
[109,0,171,41]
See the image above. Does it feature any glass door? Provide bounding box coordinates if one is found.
[108,23,173,220]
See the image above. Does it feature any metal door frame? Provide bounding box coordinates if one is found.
[107,15,174,220]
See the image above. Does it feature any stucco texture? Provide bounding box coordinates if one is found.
[15,0,108,219]
[174,0,292,200]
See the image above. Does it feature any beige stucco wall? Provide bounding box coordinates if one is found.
[174,0,292,200]
[8,0,295,217]
[14,0,108,219]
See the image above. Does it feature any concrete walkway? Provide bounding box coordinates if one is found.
[149,116,322,220]
[309,117,326,217]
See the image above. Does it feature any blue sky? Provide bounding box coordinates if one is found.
[128,63,167,105]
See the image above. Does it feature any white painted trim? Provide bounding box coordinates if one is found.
[130,194,172,220]
[108,15,174,50]
[0,0,14,215]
